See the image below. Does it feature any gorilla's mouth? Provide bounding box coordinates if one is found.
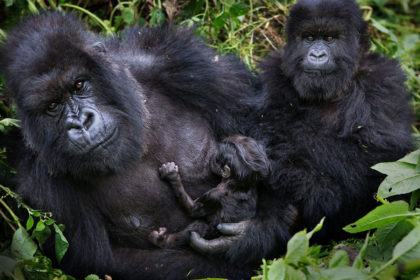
[303,69,334,75]
[89,127,119,152]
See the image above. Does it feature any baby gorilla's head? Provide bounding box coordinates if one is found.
[211,135,270,188]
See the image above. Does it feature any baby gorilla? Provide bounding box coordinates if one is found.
[149,135,270,251]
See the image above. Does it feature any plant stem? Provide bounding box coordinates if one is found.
[0,197,23,229]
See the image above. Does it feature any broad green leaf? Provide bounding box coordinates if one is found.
[267,259,306,280]
[0,118,20,128]
[375,220,413,258]
[372,161,416,177]
[122,8,135,25]
[35,220,45,232]
[268,259,286,280]
[54,224,69,263]
[85,275,100,280]
[392,225,420,263]
[229,3,248,17]
[284,230,308,265]
[11,228,37,260]
[329,250,349,268]
[307,217,325,240]
[5,0,15,7]
[343,201,416,233]
[213,13,228,29]
[33,223,51,247]
[320,267,367,280]
[377,173,420,199]
[26,216,34,231]
[398,150,420,165]
[410,190,420,210]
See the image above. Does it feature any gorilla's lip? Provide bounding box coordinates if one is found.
[90,127,119,152]
[303,69,333,75]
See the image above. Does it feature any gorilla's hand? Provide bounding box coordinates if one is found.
[190,220,249,254]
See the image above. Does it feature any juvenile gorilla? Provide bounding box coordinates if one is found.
[192,0,414,264]
[0,13,259,279]
[149,135,270,251]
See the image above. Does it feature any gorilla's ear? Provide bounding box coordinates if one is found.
[90,42,107,53]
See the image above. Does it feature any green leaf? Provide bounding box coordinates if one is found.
[410,190,420,210]
[267,259,306,280]
[54,224,69,263]
[0,118,20,128]
[35,220,45,232]
[343,201,416,233]
[284,230,308,265]
[213,13,228,29]
[392,225,420,263]
[307,217,325,240]
[353,233,369,269]
[5,0,15,7]
[11,228,37,260]
[320,267,367,280]
[329,250,350,268]
[229,3,248,17]
[378,173,420,198]
[398,150,420,165]
[122,8,135,25]
[33,223,51,247]
[268,259,286,280]
[26,216,34,231]
[375,220,413,258]
[85,275,101,280]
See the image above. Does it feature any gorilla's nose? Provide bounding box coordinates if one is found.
[66,108,101,147]
[308,49,328,64]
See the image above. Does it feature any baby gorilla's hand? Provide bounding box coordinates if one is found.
[159,162,180,182]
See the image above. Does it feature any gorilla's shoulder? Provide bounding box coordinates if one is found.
[357,53,407,96]
[113,25,261,138]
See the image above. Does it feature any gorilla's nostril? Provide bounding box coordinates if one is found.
[310,51,327,59]
[83,112,95,130]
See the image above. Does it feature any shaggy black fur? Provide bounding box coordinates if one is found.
[149,135,270,250]
[0,12,259,280]
[217,0,413,265]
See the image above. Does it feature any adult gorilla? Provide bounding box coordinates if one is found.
[0,13,259,279]
[192,0,414,265]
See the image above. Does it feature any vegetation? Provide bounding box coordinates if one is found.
[0,0,419,279]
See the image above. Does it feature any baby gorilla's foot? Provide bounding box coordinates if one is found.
[148,227,170,248]
[159,162,180,182]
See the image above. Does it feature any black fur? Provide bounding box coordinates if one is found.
[222,0,414,265]
[149,136,270,249]
[0,12,258,280]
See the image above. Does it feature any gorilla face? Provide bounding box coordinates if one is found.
[6,37,146,177]
[282,0,369,101]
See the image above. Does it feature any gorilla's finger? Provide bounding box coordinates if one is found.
[190,232,236,255]
[217,220,249,236]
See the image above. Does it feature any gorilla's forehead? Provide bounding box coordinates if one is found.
[294,17,346,36]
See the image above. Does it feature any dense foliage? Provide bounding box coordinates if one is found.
[0,0,419,279]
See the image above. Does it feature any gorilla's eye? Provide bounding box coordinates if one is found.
[48,102,58,111]
[325,36,334,42]
[306,36,314,42]
[74,81,84,90]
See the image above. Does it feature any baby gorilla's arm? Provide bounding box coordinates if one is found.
[159,162,195,214]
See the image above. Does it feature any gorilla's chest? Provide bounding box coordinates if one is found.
[98,94,219,239]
